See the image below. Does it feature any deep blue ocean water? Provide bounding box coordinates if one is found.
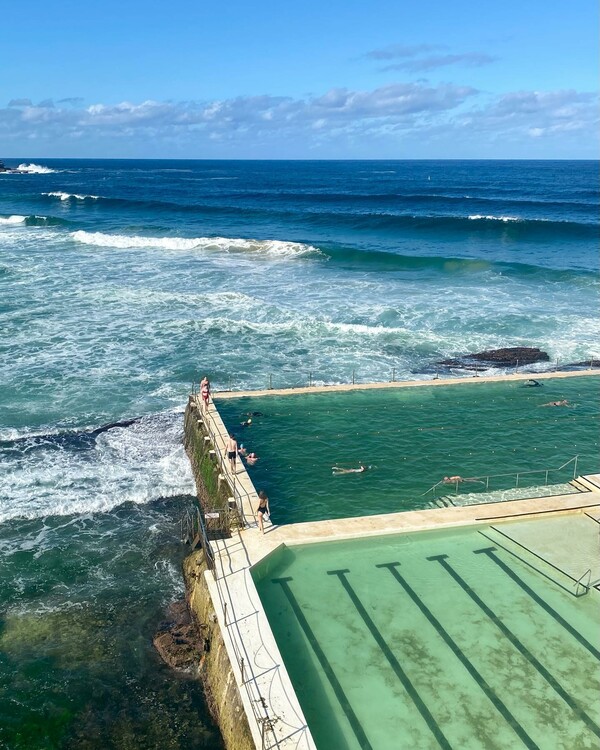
[0,159,598,747]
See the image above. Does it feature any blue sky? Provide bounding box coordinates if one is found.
[1,0,598,158]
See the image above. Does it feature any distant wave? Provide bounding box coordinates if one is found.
[467,214,521,222]
[43,191,100,201]
[53,189,596,238]
[0,214,68,227]
[71,230,323,258]
[15,162,57,174]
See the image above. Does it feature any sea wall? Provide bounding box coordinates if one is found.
[182,398,254,750]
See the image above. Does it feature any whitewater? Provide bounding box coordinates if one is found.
[0,158,598,748]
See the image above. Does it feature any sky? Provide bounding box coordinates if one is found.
[1,0,598,159]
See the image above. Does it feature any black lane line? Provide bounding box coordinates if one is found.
[474,547,600,661]
[327,568,453,750]
[427,555,600,740]
[271,576,373,750]
[377,561,539,750]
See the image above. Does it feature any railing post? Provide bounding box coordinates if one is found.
[435,367,439,380]
[352,369,355,385]
[515,359,519,372]
[515,473,519,488]
[474,363,479,377]
[391,367,395,382]
[555,358,559,371]
[223,602,228,626]
[309,371,312,387]
[573,455,578,479]
[240,656,245,683]
[268,373,273,390]
[545,469,549,485]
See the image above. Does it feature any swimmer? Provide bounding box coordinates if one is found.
[443,475,483,484]
[523,379,542,387]
[238,445,248,457]
[542,400,569,407]
[332,465,368,475]
[246,453,259,466]
[240,418,252,428]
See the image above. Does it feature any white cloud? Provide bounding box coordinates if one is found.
[1,84,597,157]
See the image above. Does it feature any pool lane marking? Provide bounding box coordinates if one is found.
[427,555,600,740]
[271,576,374,750]
[327,568,453,750]
[376,561,539,750]
[474,547,600,660]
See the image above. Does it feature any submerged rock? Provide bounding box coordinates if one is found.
[437,346,550,369]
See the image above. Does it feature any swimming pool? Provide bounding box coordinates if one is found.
[217,376,600,524]
[252,516,600,750]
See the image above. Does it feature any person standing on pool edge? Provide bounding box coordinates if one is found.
[256,490,270,534]
[226,434,238,473]
[200,376,210,413]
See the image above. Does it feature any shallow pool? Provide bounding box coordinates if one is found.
[217,376,600,524]
[252,518,600,750]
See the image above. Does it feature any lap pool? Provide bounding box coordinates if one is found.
[252,515,600,750]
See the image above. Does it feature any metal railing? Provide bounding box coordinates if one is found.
[422,455,580,500]
[191,359,599,395]
[574,568,592,597]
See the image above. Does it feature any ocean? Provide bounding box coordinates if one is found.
[0,159,598,748]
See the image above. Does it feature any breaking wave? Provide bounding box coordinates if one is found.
[15,162,57,174]
[70,230,323,258]
[0,214,68,227]
[43,191,100,201]
[0,412,194,522]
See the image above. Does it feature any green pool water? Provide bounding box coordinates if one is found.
[217,376,600,524]
[252,520,600,750]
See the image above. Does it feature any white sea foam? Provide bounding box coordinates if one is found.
[0,412,195,523]
[0,215,27,225]
[44,191,100,201]
[71,230,322,258]
[16,162,57,174]
[468,214,521,222]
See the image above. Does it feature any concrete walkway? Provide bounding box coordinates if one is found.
[214,368,600,400]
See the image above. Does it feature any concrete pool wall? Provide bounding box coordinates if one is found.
[182,370,600,750]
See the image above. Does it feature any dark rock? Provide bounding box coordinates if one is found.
[153,599,203,673]
[437,347,549,369]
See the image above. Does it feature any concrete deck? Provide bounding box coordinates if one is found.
[193,384,600,750]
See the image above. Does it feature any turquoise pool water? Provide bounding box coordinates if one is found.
[217,376,600,524]
[252,519,600,750]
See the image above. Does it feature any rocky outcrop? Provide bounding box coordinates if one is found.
[437,346,550,369]
[153,600,206,673]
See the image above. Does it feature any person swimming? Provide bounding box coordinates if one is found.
[332,465,369,474]
[523,379,542,387]
[542,400,569,407]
